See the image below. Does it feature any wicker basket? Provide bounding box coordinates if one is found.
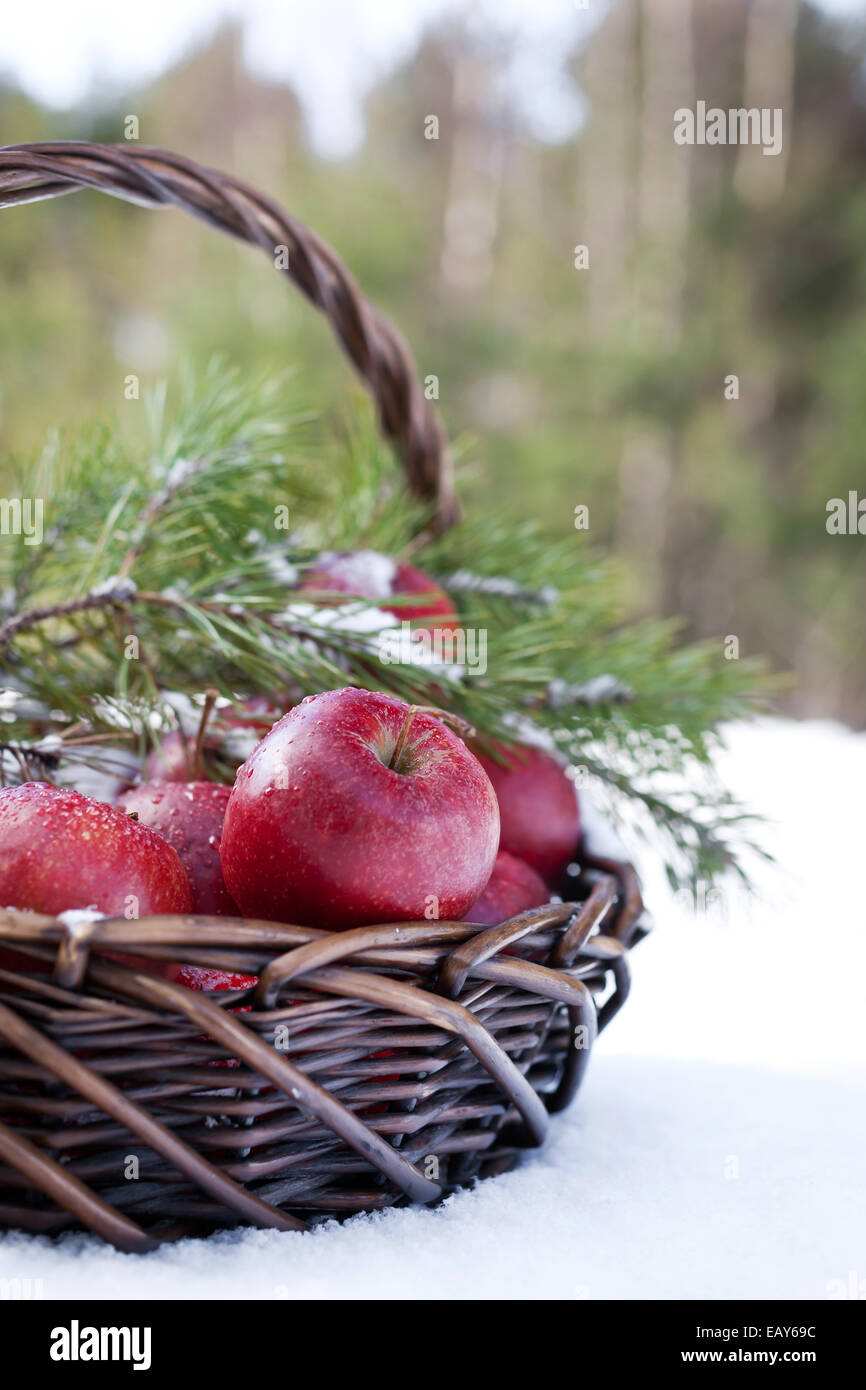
[0,143,648,1250]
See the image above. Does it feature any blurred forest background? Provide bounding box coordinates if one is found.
[0,0,865,724]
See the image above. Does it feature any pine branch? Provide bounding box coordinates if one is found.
[0,364,781,890]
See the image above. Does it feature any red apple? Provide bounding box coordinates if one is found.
[300,550,457,628]
[117,781,239,916]
[158,966,256,1069]
[220,687,499,928]
[145,729,197,782]
[462,850,549,925]
[474,741,581,883]
[163,963,257,991]
[0,782,192,917]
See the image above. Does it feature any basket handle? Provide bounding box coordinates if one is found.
[0,141,459,537]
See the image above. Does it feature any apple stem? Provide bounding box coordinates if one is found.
[388,705,418,772]
[192,688,219,780]
[411,705,476,744]
[388,703,476,771]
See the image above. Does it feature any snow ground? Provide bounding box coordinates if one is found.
[1,717,863,1300]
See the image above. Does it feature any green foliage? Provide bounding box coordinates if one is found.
[0,369,778,891]
[1,10,864,725]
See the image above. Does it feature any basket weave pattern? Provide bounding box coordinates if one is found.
[0,858,644,1249]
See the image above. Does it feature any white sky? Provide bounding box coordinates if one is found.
[0,0,863,159]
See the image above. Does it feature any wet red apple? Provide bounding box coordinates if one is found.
[462,850,549,924]
[145,729,197,782]
[220,687,499,928]
[117,781,239,916]
[0,782,192,917]
[474,741,581,883]
[163,964,257,991]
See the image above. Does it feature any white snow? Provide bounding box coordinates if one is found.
[279,599,399,635]
[261,550,300,587]
[578,790,630,860]
[31,734,64,756]
[1,716,864,1300]
[547,674,635,706]
[501,710,562,755]
[89,576,138,602]
[312,550,397,598]
[163,457,198,491]
[445,569,559,606]
[56,909,106,930]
